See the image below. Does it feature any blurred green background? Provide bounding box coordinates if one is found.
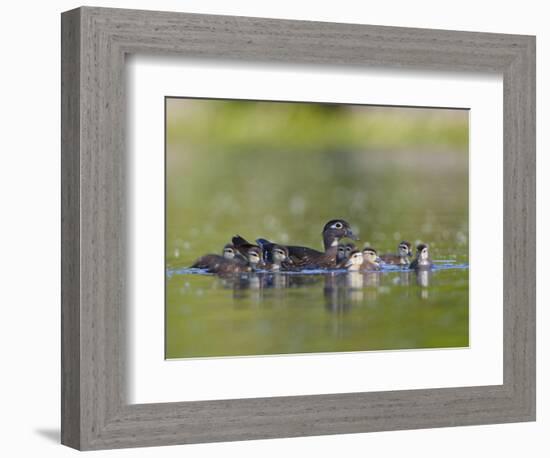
[166,98,469,359]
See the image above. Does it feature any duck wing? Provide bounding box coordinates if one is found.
[256,239,328,268]
[190,254,224,269]
[287,245,326,267]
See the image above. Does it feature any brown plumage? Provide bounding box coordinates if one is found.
[190,243,239,269]
[257,219,358,269]
[191,241,261,274]
[191,254,249,273]
[380,241,412,266]
[261,244,294,271]
[231,235,267,270]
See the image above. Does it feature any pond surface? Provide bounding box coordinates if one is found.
[166,264,469,359]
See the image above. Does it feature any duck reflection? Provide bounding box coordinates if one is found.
[222,272,264,302]
[214,270,425,310]
[219,272,328,302]
[322,271,382,312]
[322,273,352,313]
[415,269,431,299]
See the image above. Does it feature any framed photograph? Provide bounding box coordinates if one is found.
[61,6,535,450]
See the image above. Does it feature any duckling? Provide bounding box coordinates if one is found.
[409,243,433,270]
[232,235,261,259]
[190,243,241,269]
[335,243,356,268]
[243,246,264,271]
[380,241,412,266]
[344,250,364,271]
[336,245,348,267]
[211,246,263,275]
[262,244,291,271]
[345,243,356,259]
[361,247,382,271]
[222,243,242,260]
[257,219,358,269]
[345,248,381,272]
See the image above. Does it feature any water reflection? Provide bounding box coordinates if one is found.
[415,269,432,299]
[166,265,469,358]
[193,264,459,312]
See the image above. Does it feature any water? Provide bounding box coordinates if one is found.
[166,263,469,359]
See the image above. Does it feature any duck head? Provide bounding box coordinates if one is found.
[362,247,379,264]
[345,250,364,271]
[322,219,358,250]
[345,243,356,258]
[398,241,412,257]
[336,245,347,263]
[246,246,263,268]
[415,243,430,262]
[271,245,289,265]
[222,243,236,260]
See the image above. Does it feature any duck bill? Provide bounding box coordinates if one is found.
[346,229,359,240]
[344,259,353,268]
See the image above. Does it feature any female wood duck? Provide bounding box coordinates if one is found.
[380,241,412,266]
[257,219,358,269]
[409,243,433,270]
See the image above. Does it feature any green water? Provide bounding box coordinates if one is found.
[165,100,469,359]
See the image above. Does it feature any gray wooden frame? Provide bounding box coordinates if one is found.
[61,6,536,451]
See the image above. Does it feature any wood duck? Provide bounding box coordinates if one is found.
[191,242,261,275]
[380,241,412,266]
[335,242,356,268]
[345,248,381,272]
[231,235,267,269]
[191,256,249,275]
[243,245,264,271]
[345,243,356,259]
[361,247,382,271]
[409,243,433,270]
[257,219,358,269]
[336,245,348,267]
[190,243,240,269]
[222,243,241,260]
[261,244,292,271]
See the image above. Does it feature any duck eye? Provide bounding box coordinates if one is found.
[333,222,343,229]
